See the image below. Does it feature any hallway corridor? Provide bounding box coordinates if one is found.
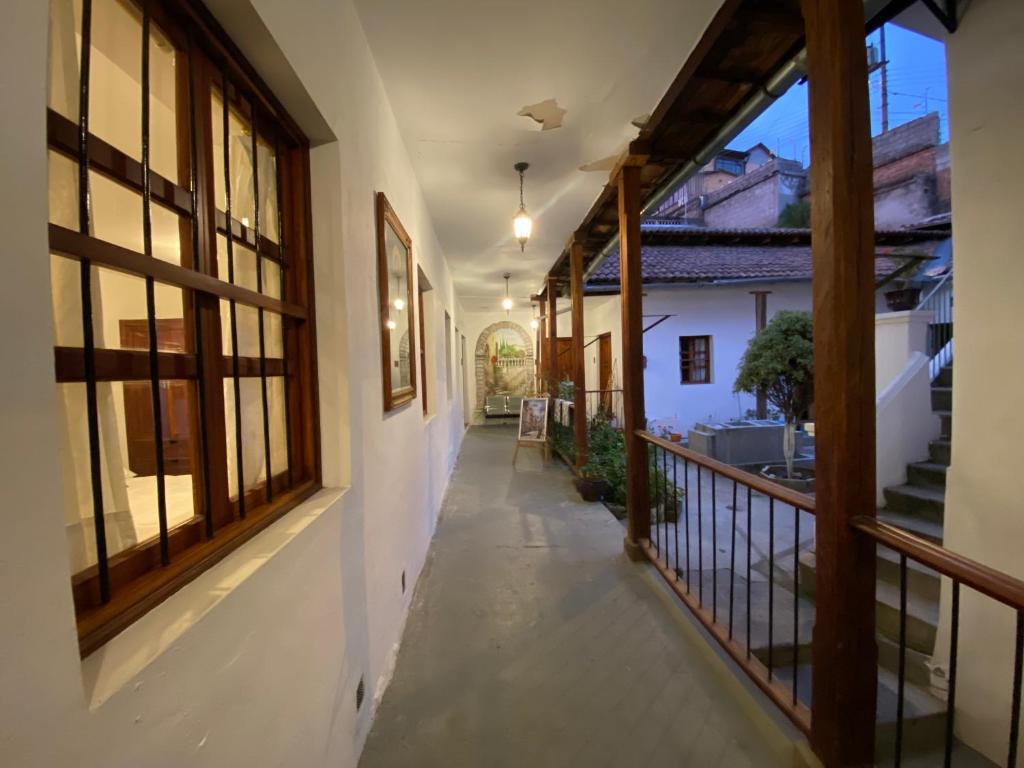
[359,426,795,767]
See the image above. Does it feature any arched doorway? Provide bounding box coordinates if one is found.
[473,321,534,413]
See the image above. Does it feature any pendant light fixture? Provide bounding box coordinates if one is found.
[502,272,514,313]
[530,318,539,330]
[513,161,532,251]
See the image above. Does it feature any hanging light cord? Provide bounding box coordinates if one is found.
[519,169,525,210]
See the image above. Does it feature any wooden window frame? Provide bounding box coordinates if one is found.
[376,192,417,411]
[47,0,321,656]
[679,335,712,385]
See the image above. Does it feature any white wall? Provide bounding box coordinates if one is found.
[0,1,464,766]
[583,282,813,433]
[934,0,1024,760]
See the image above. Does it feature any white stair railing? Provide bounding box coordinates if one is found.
[916,271,954,380]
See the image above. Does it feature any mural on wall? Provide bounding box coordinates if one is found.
[474,321,535,410]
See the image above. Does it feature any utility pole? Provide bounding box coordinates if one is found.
[880,24,889,133]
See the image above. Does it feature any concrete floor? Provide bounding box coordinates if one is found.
[359,425,799,768]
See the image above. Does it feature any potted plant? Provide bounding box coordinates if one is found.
[884,279,922,312]
[734,310,815,492]
[575,464,611,502]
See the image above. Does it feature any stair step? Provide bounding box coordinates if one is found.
[907,461,948,489]
[937,410,952,439]
[931,386,952,412]
[877,633,934,688]
[933,365,953,388]
[877,509,944,544]
[928,439,951,466]
[876,576,939,654]
[876,545,941,601]
[883,484,945,523]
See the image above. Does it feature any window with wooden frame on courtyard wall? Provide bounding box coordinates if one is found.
[46,0,320,655]
[679,335,711,384]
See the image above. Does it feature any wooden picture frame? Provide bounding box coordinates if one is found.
[518,397,550,442]
[376,192,417,411]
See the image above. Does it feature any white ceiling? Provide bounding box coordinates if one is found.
[353,0,724,309]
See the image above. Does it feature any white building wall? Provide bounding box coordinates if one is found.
[934,0,1024,761]
[583,283,813,434]
[0,1,464,766]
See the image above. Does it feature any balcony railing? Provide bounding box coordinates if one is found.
[635,429,1024,765]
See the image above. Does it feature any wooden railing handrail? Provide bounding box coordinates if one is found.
[636,430,816,513]
[851,516,1024,610]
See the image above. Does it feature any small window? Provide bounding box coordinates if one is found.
[714,157,744,175]
[680,336,712,384]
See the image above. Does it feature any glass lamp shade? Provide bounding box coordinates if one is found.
[393,297,405,311]
[385,319,397,330]
[502,297,514,311]
[513,207,532,248]
[530,319,539,330]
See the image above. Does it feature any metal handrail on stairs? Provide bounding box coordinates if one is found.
[916,271,954,380]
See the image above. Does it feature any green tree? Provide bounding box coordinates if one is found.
[734,310,814,478]
[777,201,811,228]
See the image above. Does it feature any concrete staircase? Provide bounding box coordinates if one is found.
[793,364,991,762]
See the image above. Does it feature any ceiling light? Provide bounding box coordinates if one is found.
[513,161,532,252]
[385,319,397,330]
[393,298,405,311]
[501,272,513,314]
[530,318,539,330]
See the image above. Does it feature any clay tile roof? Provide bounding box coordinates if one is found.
[589,231,946,286]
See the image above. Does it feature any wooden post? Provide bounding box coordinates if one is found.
[547,276,558,399]
[570,238,588,468]
[617,164,650,558]
[803,0,878,764]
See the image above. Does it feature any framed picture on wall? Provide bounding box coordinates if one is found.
[518,397,549,442]
[376,192,417,411]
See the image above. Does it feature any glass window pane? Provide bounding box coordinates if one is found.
[152,201,184,266]
[211,89,255,226]
[49,150,79,230]
[90,170,142,252]
[59,379,198,575]
[223,377,266,500]
[268,376,288,481]
[51,254,83,347]
[89,0,143,162]
[257,136,279,244]
[149,23,181,183]
[48,0,83,122]
[216,233,258,289]
[265,311,284,359]
[219,299,261,358]
[261,257,281,299]
[92,268,186,351]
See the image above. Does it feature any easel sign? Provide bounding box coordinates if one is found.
[513,397,550,467]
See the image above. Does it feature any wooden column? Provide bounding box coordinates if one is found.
[617,164,650,558]
[803,0,878,764]
[547,276,558,399]
[570,238,587,467]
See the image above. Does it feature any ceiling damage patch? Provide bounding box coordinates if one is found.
[517,98,567,131]
[579,155,618,172]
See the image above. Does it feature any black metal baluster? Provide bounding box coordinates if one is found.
[746,486,752,659]
[1008,610,1024,768]
[768,496,775,679]
[944,580,960,767]
[729,480,737,640]
[697,464,703,605]
[221,72,245,518]
[895,553,908,767]
[652,445,660,556]
[251,107,272,503]
[274,138,292,487]
[141,2,169,566]
[673,451,679,580]
[78,0,110,603]
[662,446,669,569]
[792,505,800,705]
[712,471,718,623]
[186,30,213,540]
[684,458,691,592]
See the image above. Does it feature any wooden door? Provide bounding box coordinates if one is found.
[598,332,612,410]
[120,319,192,476]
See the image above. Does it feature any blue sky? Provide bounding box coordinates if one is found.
[727,23,949,163]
